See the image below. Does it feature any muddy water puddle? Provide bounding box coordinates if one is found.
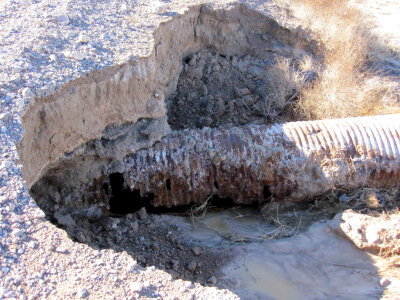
[162,205,383,299]
[164,208,303,298]
[236,259,301,299]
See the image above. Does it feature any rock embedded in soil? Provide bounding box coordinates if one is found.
[192,247,201,256]
[187,261,197,273]
[79,288,89,298]
[380,278,392,287]
[208,276,217,285]
[137,207,148,220]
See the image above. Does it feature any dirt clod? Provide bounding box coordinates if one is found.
[137,207,148,220]
[208,276,217,285]
[192,246,201,256]
[187,261,197,273]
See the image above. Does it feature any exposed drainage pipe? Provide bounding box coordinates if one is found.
[101,114,400,209]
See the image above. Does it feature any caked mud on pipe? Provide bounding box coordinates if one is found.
[94,114,400,214]
[29,113,400,220]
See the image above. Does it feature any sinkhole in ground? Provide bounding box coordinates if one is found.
[17,3,400,297]
[17,3,360,293]
[23,3,320,221]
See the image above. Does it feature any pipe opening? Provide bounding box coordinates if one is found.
[166,178,171,191]
[107,173,241,215]
[263,185,272,200]
[214,181,219,190]
[108,173,155,215]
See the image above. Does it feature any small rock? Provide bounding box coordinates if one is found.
[128,261,137,272]
[197,116,213,128]
[12,228,25,237]
[69,13,81,21]
[192,246,201,256]
[151,243,160,252]
[177,242,185,251]
[34,209,46,218]
[79,288,89,298]
[64,51,85,61]
[27,241,38,249]
[104,217,120,230]
[49,54,57,62]
[76,232,86,243]
[213,98,225,117]
[121,3,128,12]
[16,98,24,107]
[56,15,70,25]
[85,206,102,219]
[77,34,89,44]
[171,259,179,271]
[339,193,350,204]
[187,261,197,272]
[0,196,7,204]
[54,212,75,227]
[21,87,34,99]
[151,3,168,14]
[243,95,254,106]
[380,278,391,287]
[131,220,139,232]
[137,207,147,220]
[67,32,76,39]
[235,87,251,97]
[230,278,240,288]
[208,276,217,284]
[130,282,142,292]
[53,247,69,254]
[212,64,220,72]
[0,113,9,121]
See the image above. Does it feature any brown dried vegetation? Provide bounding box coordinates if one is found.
[274,0,400,120]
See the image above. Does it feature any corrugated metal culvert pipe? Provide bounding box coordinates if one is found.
[102,113,400,210]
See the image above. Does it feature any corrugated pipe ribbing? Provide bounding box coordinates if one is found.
[100,114,400,208]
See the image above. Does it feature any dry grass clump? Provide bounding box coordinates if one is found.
[187,195,213,224]
[274,0,400,120]
[262,56,308,122]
